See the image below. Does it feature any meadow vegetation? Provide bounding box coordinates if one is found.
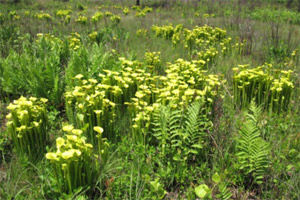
[1,0,300,199]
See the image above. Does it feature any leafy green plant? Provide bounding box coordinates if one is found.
[6,96,48,162]
[0,130,11,165]
[0,34,65,106]
[195,172,231,200]
[251,8,300,24]
[235,102,270,187]
[195,184,211,199]
[65,43,116,89]
[152,99,212,185]
[149,178,167,199]
[0,25,20,57]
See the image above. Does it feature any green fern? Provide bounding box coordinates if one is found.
[216,182,232,200]
[183,100,211,156]
[236,102,270,186]
[246,101,263,126]
[152,100,212,186]
[152,105,182,158]
[152,100,211,162]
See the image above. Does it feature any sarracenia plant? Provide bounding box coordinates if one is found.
[6,96,48,162]
[152,24,244,60]
[65,75,116,144]
[66,57,222,144]
[233,64,293,113]
[65,58,153,143]
[46,125,108,194]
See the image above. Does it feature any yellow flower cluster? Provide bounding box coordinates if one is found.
[36,33,63,46]
[46,125,99,193]
[197,47,219,67]
[56,9,71,24]
[88,31,97,41]
[145,51,161,72]
[9,11,20,20]
[233,64,294,113]
[110,15,121,23]
[75,15,88,24]
[66,55,222,143]
[34,12,52,21]
[152,24,183,40]
[91,11,103,23]
[183,25,227,50]
[68,32,81,51]
[56,9,72,17]
[152,24,244,66]
[6,96,48,162]
[65,74,117,143]
[123,7,130,15]
[137,30,148,39]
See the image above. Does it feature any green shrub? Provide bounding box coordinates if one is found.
[0,34,65,106]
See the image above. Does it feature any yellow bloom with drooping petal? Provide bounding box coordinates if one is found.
[94,126,104,134]
[72,129,83,135]
[61,163,67,170]
[56,137,65,149]
[94,110,102,115]
[75,74,84,79]
[40,98,48,104]
[46,152,59,161]
[63,125,74,132]
[32,121,40,127]
[67,135,78,143]
[6,113,12,119]
[145,106,154,112]
[109,102,116,107]
[135,91,145,99]
[78,103,84,109]
[7,103,17,110]
[184,89,195,96]
[29,97,37,102]
[16,125,27,132]
[74,149,82,156]
[62,149,76,160]
[132,124,138,129]
[85,143,93,148]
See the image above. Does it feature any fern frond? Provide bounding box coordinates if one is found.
[236,102,270,186]
[184,100,202,137]
[152,105,171,140]
[151,100,212,164]
[217,182,232,200]
[246,101,263,125]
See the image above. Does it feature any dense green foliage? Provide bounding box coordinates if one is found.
[1,0,300,199]
[235,102,270,186]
